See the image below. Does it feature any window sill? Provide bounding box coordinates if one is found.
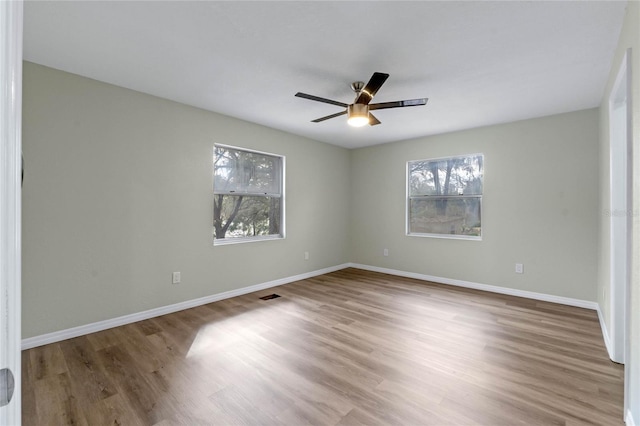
[214,235,284,246]
[407,232,482,241]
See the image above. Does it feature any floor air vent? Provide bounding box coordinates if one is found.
[260,294,281,300]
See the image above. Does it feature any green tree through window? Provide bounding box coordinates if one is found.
[408,154,483,238]
[213,145,284,242]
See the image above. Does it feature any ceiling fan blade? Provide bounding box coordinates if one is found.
[369,98,428,111]
[311,110,347,123]
[295,92,348,108]
[369,113,381,126]
[355,72,389,105]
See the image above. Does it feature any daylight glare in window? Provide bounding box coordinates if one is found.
[213,145,284,243]
[407,154,483,239]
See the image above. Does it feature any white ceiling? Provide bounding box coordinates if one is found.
[23,1,626,149]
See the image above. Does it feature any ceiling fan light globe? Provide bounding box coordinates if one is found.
[348,116,369,127]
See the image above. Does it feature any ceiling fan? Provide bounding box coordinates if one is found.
[295,72,428,127]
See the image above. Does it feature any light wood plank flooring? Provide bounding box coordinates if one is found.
[22,268,624,425]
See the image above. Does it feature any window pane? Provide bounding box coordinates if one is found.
[213,194,281,239]
[214,146,281,195]
[409,155,483,196]
[409,197,481,237]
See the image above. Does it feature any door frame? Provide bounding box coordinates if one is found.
[0,0,23,424]
[608,48,632,415]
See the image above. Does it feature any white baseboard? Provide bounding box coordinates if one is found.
[596,304,614,360]
[348,263,598,310]
[628,410,637,426]
[21,263,350,350]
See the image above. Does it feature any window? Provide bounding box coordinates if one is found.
[213,145,284,244]
[407,154,483,239]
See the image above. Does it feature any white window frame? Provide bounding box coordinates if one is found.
[213,144,285,246]
[406,153,483,241]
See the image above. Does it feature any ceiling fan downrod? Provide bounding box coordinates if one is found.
[350,81,365,97]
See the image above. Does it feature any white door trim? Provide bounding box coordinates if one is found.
[0,0,23,424]
[608,48,632,416]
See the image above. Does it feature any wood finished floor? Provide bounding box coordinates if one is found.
[22,268,624,425]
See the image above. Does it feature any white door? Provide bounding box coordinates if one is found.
[0,0,23,424]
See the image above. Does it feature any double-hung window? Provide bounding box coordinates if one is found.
[213,144,284,244]
[407,154,483,239]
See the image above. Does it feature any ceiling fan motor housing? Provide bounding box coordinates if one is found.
[348,103,369,117]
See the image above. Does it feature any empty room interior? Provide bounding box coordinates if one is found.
[7,0,640,424]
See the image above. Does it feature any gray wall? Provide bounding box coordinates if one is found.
[349,109,599,301]
[22,62,601,342]
[22,62,351,338]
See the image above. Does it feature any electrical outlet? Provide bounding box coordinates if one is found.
[383,248,389,257]
[515,263,524,274]
[172,271,181,284]
[304,251,309,261]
